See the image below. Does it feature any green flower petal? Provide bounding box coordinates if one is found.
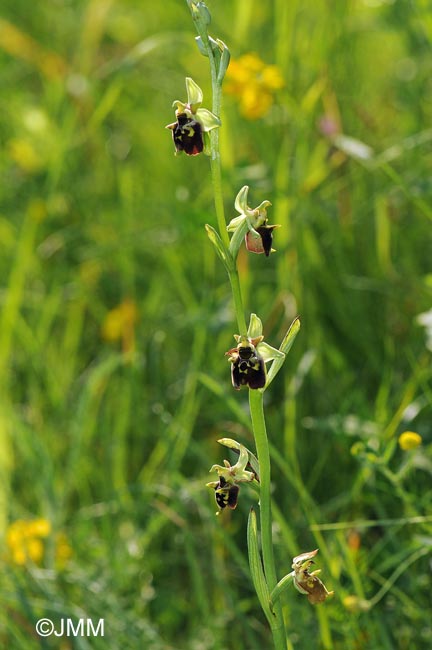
[195,107,221,131]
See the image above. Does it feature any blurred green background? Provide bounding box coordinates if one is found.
[1,0,432,648]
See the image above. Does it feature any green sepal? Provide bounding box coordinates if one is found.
[217,437,260,482]
[265,317,301,389]
[247,313,263,339]
[247,508,274,624]
[257,341,285,363]
[227,214,245,233]
[195,107,221,132]
[235,185,249,214]
[185,77,203,112]
[205,224,234,272]
[269,572,295,606]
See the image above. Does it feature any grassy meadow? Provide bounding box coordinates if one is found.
[1,0,432,648]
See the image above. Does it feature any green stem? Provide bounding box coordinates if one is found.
[209,130,230,249]
[229,270,247,335]
[249,389,287,650]
[204,27,247,334]
[188,4,285,647]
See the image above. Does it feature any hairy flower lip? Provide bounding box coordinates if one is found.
[291,549,334,605]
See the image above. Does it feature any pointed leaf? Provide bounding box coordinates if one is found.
[205,224,233,272]
[247,508,274,624]
[265,317,301,389]
[216,38,231,83]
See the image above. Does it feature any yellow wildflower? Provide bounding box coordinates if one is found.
[101,298,138,354]
[26,517,51,538]
[6,518,72,568]
[6,518,51,566]
[398,431,422,451]
[225,53,284,119]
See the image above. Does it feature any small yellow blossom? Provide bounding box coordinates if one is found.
[6,518,51,566]
[6,518,72,568]
[26,518,51,537]
[225,53,284,119]
[101,298,138,354]
[398,431,422,451]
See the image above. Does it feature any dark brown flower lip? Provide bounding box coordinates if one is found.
[167,114,204,156]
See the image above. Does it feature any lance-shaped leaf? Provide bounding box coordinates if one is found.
[247,508,274,624]
[265,317,301,389]
[205,224,234,273]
